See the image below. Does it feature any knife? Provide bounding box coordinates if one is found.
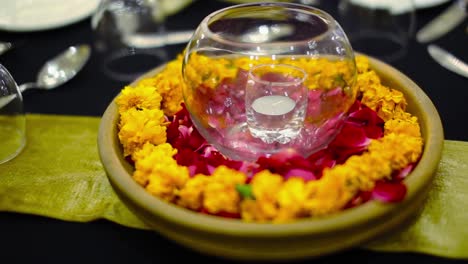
[416,0,467,43]
[123,30,194,49]
[428,44,468,78]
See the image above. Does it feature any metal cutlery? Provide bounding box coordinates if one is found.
[0,42,12,55]
[123,24,295,49]
[428,44,468,78]
[0,45,91,109]
[416,0,467,43]
[123,30,194,49]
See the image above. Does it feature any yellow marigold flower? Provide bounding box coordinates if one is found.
[304,167,357,216]
[146,161,189,202]
[251,170,283,201]
[146,176,173,201]
[138,56,185,116]
[356,151,393,183]
[161,80,185,116]
[136,143,188,202]
[384,115,421,138]
[355,55,370,74]
[279,57,319,89]
[318,61,349,90]
[368,133,423,171]
[132,142,176,162]
[131,143,177,187]
[118,108,167,156]
[240,170,283,222]
[233,57,259,70]
[177,174,210,210]
[203,181,241,214]
[210,165,247,184]
[241,198,282,222]
[185,53,238,91]
[339,154,384,190]
[275,178,307,222]
[233,56,275,70]
[302,130,422,217]
[115,85,162,114]
[133,170,149,187]
[277,178,307,208]
[356,71,381,94]
[203,166,246,214]
[361,84,407,121]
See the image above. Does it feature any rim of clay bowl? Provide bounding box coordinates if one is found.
[98,55,443,238]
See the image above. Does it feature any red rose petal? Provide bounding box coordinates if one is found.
[331,123,370,148]
[346,190,372,208]
[199,208,241,219]
[372,181,407,203]
[256,149,313,176]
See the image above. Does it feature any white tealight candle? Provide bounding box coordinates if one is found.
[251,95,296,116]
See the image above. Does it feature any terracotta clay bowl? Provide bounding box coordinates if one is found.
[97,56,444,261]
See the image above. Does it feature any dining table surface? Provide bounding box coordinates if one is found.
[1,0,467,263]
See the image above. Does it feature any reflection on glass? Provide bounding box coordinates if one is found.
[0,64,26,164]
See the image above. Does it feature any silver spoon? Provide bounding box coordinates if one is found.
[18,44,91,93]
[0,41,13,56]
[0,45,91,109]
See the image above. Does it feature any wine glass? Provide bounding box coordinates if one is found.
[0,64,26,164]
[182,2,357,161]
[91,0,168,82]
[337,0,416,62]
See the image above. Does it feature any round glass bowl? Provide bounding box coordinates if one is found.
[182,2,357,161]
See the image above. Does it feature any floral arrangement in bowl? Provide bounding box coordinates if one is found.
[97,3,443,259]
[97,52,443,260]
[113,54,423,222]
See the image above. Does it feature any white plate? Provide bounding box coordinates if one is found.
[413,0,451,9]
[350,0,450,14]
[0,0,100,32]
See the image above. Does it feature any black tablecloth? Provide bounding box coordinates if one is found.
[1,1,467,263]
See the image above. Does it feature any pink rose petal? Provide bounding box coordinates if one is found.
[393,164,415,181]
[284,168,316,181]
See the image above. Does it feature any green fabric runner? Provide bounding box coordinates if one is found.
[0,114,467,258]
